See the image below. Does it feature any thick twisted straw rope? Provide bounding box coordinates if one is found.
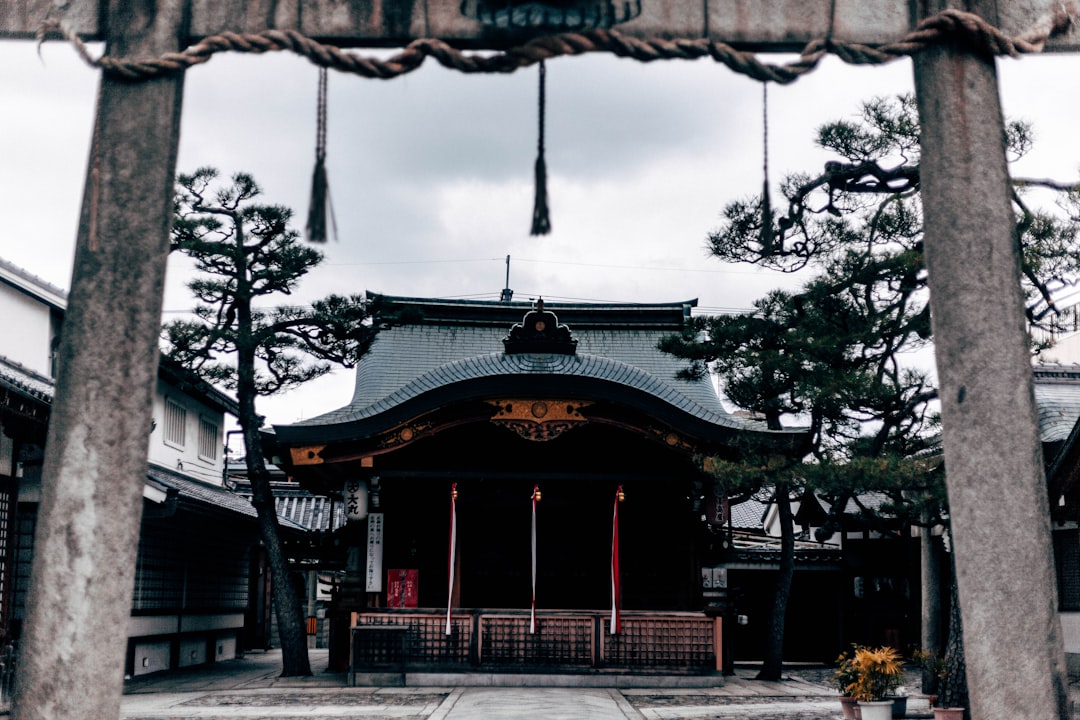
[38,5,1076,83]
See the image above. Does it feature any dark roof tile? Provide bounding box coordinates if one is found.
[147,465,307,530]
[0,355,53,403]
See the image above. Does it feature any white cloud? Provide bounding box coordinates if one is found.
[3,34,1080,426]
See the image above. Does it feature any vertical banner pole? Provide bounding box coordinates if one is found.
[611,486,623,635]
[531,484,540,634]
[446,483,458,636]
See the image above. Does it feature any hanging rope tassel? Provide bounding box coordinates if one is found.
[531,60,551,236]
[306,67,335,243]
[759,82,775,255]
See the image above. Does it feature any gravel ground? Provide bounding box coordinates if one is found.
[619,665,932,720]
[785,665,925,695]
[178,692,449,707]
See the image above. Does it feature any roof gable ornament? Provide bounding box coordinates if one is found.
[503,298,577,355]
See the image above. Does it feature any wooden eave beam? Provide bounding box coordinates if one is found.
[4,1,1078,52]
[281,397,793,472]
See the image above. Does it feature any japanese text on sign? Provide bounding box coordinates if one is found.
[366,512,384,592]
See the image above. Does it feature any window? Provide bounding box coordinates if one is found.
[1054,529,1080,612]
[163,399,187,448]
[198,417,219,461]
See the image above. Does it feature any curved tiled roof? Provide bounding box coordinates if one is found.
[348,319,729,414]
[273,296,811,448]
[295,350,764,433]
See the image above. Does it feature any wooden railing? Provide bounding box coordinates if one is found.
[351,609,718,675]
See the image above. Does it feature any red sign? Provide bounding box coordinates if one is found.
[386,569,418,608]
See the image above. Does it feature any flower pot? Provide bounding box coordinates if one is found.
[933,708,965,720]
[859,700,895,720]
[839,695,859,720]
[890,695,907,718]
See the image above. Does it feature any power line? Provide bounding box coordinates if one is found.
[514,257,772,275]
[322,256,775,276]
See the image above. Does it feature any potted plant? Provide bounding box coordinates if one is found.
[889,687,908,719]
[932,709,964,720]
[912,648,965,719]
[845,645,905,720]
[832,649,861,720]
[911,648,945,706]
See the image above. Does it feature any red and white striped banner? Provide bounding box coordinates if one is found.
[611,485,624,635]
[530,484,540,634]
[445,483,458,636]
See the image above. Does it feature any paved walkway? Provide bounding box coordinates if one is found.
[115,649,937,720]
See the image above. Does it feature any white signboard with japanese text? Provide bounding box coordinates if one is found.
[366,512,384,592]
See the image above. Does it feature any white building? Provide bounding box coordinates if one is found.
[0,257,289,677]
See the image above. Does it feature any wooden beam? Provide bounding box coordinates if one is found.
[4,0,1078,52]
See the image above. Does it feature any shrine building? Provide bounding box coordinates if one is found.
[270,294,806,678]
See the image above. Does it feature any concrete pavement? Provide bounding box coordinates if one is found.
[114,648,919,720]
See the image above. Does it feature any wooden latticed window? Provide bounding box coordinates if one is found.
[197,416,219,461]
[1053,529,1080,612]
[133,521,250,612]
[13,503,36,624]
[163,399,186,449]
[0,478,16,632]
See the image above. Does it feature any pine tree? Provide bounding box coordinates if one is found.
[164,167,376,676]
[663,94,1080,684]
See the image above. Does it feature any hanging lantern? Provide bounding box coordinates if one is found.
[344,478,368,521]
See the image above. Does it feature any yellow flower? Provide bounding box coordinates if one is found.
[845,646,905,702]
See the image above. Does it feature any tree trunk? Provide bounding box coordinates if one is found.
[756,482,795,681]
[939,553,969,715]
[246,446,313,677]
[234,274,311,678]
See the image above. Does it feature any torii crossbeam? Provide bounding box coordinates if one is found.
[2,2,1078,719]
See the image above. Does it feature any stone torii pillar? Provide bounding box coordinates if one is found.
[914,0,1069,718]
[11,3,187,720]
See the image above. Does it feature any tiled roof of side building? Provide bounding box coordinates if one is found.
[147,465,308,531]
[0,256,67,310]
[730,497,770,530]
[1034,364,1080,443]
[231,481,346,532]
[272,492,344,532]
[0,354,54,403]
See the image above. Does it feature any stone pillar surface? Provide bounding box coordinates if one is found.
[12,3,187,719]
[913,2,1069,716]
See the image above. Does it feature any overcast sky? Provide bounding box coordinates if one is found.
[2,38,1078,427]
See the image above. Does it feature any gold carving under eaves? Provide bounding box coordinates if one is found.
[377,420,435,450]
[487,399,591,441]
[647,425,694,453]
